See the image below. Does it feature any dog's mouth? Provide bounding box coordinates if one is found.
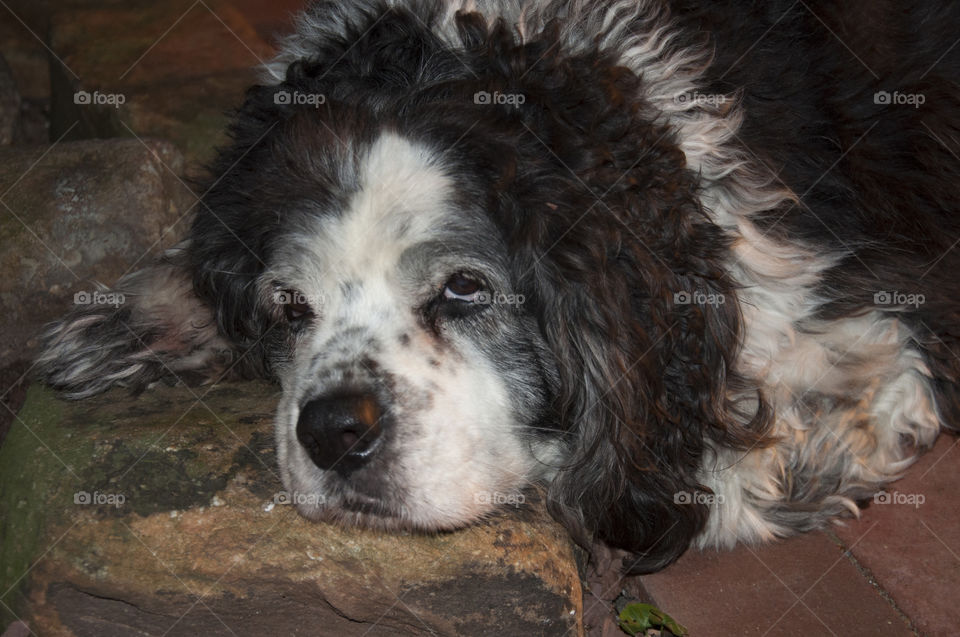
[285,466,417,527]
[286,466,499,532]
[338,492,394,516]
[295,494,463,533]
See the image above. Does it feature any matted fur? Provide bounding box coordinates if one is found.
[36,0,960,574]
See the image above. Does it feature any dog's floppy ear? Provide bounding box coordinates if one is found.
[35,246,240,399]
[527,189,766,574]
[469,31,773,571]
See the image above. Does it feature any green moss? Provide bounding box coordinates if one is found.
[0,381,280,625]
[0,385,79,624]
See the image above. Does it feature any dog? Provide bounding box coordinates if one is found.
[36,0,960,574]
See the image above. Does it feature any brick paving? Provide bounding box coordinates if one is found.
[834,435,960,637]
[637,434,960,636]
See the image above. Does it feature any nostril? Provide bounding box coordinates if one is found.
[341,430,360,449]
[296,390,386,474]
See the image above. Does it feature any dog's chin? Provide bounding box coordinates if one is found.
[290,486,495,533]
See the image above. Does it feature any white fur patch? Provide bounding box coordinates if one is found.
[271,133,546,528]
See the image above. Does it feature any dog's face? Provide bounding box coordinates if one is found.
[257,130,560,529]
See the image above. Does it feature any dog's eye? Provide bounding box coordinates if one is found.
[285,302,313,321]
[442,273,483,302]
[278,290,314,322]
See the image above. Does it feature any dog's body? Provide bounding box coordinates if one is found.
[36,0,960,573]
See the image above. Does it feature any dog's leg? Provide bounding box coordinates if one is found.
[698,311,941,547]
[35,245,236,399]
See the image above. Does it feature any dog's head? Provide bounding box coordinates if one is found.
[251,127,562,531]
[38,2,767,573]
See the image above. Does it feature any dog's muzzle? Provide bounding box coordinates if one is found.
[296,390,385,476]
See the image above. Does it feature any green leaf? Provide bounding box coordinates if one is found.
[618,602,689,636]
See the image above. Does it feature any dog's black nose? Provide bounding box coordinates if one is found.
[296,391,385,475]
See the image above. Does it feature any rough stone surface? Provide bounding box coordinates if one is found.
[0,138,193,363]
[0,5,50,102]
[0,55,20,145]
[0,2,51,145]
[0,382,584,636]
[48,0,275,166]
[9,98,48,147]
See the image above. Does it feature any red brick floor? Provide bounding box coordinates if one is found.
[638,434,960,636]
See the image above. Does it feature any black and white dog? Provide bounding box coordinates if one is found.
[37,0,960,573]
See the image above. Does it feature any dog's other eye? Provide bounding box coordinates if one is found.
[280,290,314,322]
[285,302,313,321]
[442,273,483,302]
